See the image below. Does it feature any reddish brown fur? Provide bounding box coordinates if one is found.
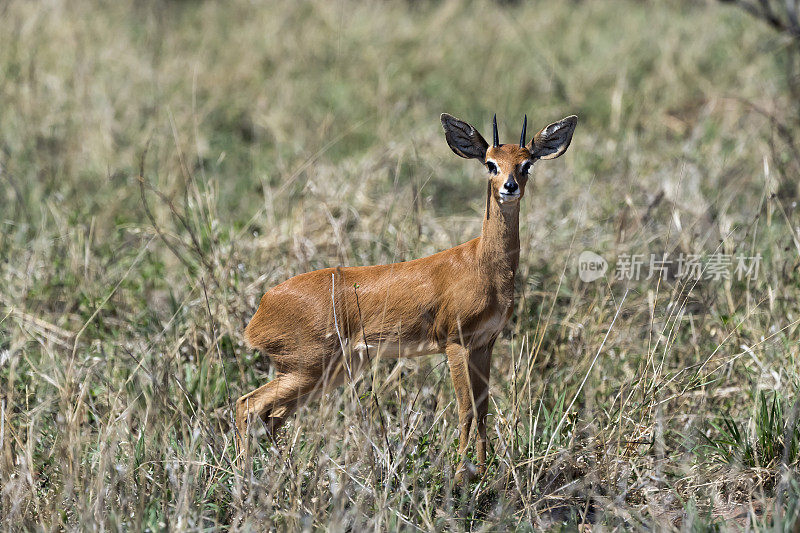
[236,114,577,482]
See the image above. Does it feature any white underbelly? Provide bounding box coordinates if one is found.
[351,338,442,359]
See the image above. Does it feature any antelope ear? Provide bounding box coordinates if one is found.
[440,113,489,160]
[527,115,577,160]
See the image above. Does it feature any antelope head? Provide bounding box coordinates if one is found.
[441,113,578,209]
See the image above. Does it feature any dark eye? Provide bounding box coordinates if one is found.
[520,162,531,175]
[486,161,498,175]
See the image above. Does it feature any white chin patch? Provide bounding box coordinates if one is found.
[499,193,520,204]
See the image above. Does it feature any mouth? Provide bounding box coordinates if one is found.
[498,192,521,203]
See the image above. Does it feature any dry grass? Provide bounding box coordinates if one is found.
[1,0,799,530]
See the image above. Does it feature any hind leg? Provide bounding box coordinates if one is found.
[235,372,319,465]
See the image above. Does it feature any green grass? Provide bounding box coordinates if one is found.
[700,391,800,469]
[1,0,800,530]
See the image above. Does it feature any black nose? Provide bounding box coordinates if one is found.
[504,180,518,193]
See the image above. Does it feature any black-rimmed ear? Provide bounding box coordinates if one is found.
[440,113,489,160]
[527,115,577,160]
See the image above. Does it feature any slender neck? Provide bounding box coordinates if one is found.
[477,187,521,275]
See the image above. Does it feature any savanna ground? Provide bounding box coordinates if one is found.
[1,0,800,530]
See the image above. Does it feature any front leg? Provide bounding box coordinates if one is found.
[447,341,494,482]
[469,341,494,476]
[446,343,474,482]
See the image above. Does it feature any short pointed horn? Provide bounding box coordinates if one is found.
[519,114,527,148]
[492,114,499,148]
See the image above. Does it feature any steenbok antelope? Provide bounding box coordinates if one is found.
[237,113,577,481]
